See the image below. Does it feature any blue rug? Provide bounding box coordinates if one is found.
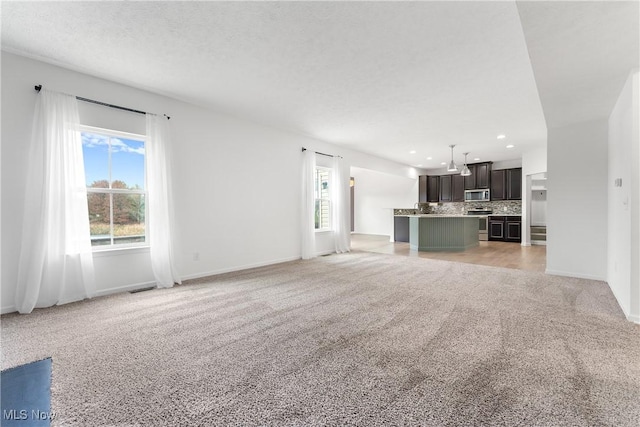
[1,358,52,426]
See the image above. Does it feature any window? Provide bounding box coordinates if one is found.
[314,167,331,231]
[81,126,146,248]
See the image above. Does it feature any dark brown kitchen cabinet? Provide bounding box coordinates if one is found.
[427,175,440,202]
[464,164,476,190]
[489,216,521,242]
[418,175,440,203]
[436,174,465,202]
[464,162,492,190]
[419,175,428,203]
[491,170,506,200]
[439,175,452,202]
[452,174,465,202]
[491,168,522,201]
[475,162,491,189]
[489,217,505,240]
[505,217,522,242]
[507,168,522,200]
[421,167,490,204]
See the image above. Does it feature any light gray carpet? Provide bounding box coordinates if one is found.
[2,251,639,426]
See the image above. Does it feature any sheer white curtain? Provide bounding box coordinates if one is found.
[301,150,316,259]
[15,89,95,314]
[146,114,181,288]
[332,156,351,253]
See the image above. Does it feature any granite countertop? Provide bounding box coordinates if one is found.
[395,213,522,217]
[399,214,479,218]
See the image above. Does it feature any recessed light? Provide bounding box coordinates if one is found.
[416,164,423,167]
[409,150,416,154]
[474,157,480,161]
[440,162,447,165]
[497,134,506,140]
[506,144,515,149]
[427,156,432,160]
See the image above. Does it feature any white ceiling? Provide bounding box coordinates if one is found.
[517,1,639,129]
[2,1,638,169]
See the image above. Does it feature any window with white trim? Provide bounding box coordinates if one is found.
[314,167,331,231]
[81,126,147,248]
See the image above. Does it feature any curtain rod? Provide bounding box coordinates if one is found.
[301,147,343,159]
[34,85,170,120]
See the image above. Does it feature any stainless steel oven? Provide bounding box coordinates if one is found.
[466,208,492,241]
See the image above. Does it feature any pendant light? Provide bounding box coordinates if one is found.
[461,152,471,176]
[447,144,458,172]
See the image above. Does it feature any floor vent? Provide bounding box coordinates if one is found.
[129,286,155,294]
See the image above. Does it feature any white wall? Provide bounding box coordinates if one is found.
[546,119,608,281]
[424,158,522,176]
[351,167,418,236]
[521,146,547,245]
[1,52,418,313]
[608,70,639,323]
[530,190,547,226]
[492,159,523,170]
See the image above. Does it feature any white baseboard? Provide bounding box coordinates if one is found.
[181,255,301,282]
[545,269,606,282]
[606,281,640,325]
[2,256,322,315]
[531,241,547,246]
[94,281,157,298]
[2,305,16,315]
[315,250,335,257]
[1,281,159,315]
[628,314,640,324]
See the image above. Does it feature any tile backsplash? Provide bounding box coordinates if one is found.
[423,201,522,215]
[394,201,522,216]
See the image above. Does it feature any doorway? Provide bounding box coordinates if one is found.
[530,172,547,245]
[350,177,355,232]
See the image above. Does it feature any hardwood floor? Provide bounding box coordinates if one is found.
[351,233,547,273]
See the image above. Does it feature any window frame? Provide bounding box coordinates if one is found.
[80,125,149,251]
[314,166,332,232]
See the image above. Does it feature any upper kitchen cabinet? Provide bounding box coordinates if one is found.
[439,175,452,202]
[491,170,506,200]
[427,175,440,202]
[507,168,522,200]
[419,175,428,203]
[464,164,476,190]
[464,162,492,190]
[491,168,522,200]
[418,175,440,203]
[452,174,465,202]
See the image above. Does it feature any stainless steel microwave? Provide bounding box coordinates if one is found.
[464,189,490,202]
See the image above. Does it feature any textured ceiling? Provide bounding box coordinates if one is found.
[2,1,638,168]
[517,0,640,129]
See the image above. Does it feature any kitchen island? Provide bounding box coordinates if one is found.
[407,215,479,251]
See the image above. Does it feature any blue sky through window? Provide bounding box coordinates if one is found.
[81,132,145,188]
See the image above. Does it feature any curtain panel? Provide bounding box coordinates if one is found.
[15,89,95,314]
[146,114,181,287]
[332,157,351,253]
[301,150,316,259]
